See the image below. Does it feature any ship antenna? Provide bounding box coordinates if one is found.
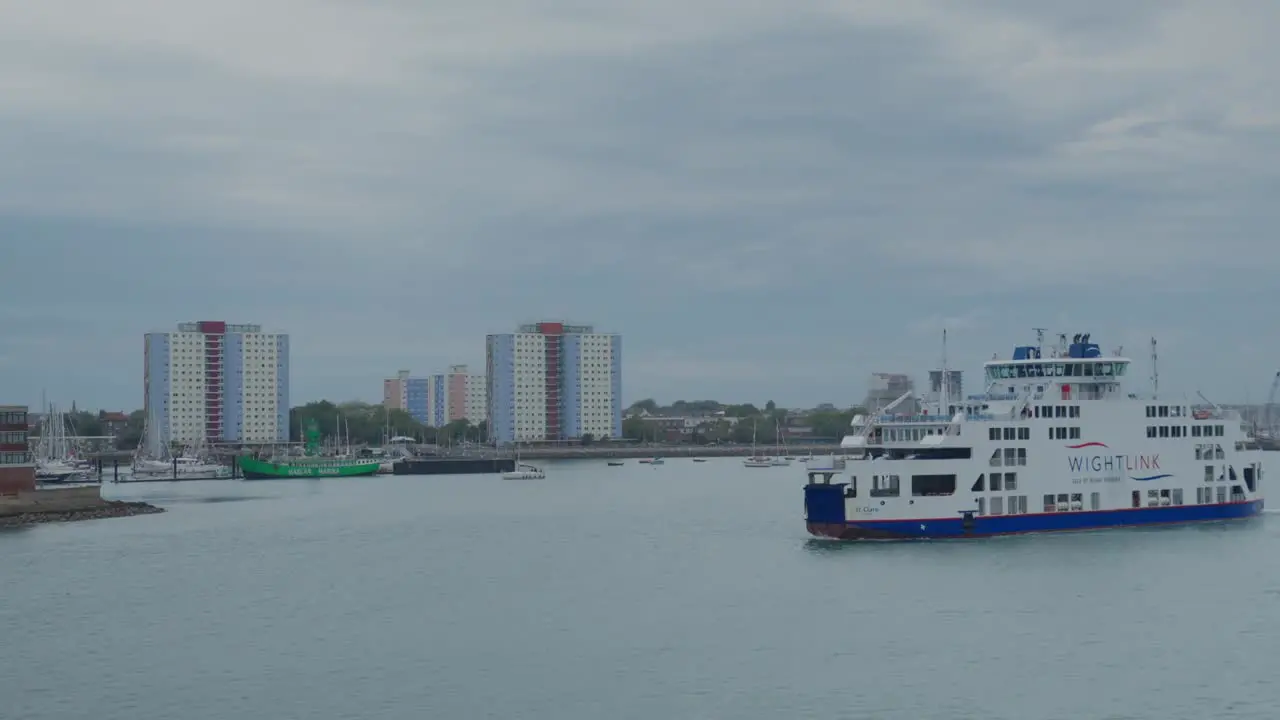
[940,328,949,415]
[1033,327,1046,356]
[1150,337,1159,398]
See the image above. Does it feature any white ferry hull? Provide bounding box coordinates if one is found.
[805,484,1262,539]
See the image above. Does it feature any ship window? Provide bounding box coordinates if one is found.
[1206,465,1217,482]
[1232,485,1246,501]
[1147,489,1159,506]
[1157,405,1167,417]
[1146,406,1155,418]
[1229,466,1238,481]
[1005,472,1018,490]
[989,450,1001,467]
[1216,425,1224,436]
[1244,466,1255,492]
[1172,489,1183,505]
[1159,426,1169,438]
[1003,448,1017,465]
[1192,426,1201,437]
[1057,493,1069,510]
[1159,489,1171,505]
[971,474,984,492]
[1216,486,1227,503]
[1053,406,1063,418]
[1016,448,1026,466]
[1090,492,1100,510]
[990,496,1004,515]
[990,472,1002,491]
[1003,427,1015,440]
[1071,493,1083,510]
[1132,490,1141,508]
[870,474,900,497]
[1016,495,1028,514]
[976,497,986,515]
[1216,445,1225,460]
[1147,426,1156,438]
[1017,427,1030,440]
[1043,494,1056,512]
[1196,488,1206,504]
[988,427,999,441]
[1069,427,1080,439]
[911,474,956,496]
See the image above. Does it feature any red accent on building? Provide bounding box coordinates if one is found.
[1061,384,1071,401]
[541,326,562,440]
[203,327,224,442]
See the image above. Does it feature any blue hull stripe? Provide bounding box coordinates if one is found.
[807,500,1264,539]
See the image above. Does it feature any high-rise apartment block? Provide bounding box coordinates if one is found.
[383,365,486,427]
[144,321,289,450]
[863,372,917,414]
[0,405,35,494]
[486,322,621,444]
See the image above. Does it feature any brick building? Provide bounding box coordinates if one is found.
[0,405,36,494]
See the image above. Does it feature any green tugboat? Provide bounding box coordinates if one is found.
[238,418,381,479]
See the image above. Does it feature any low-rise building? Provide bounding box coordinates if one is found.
[0,405,36,494]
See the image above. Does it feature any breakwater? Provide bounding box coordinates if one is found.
[0,486,163,526]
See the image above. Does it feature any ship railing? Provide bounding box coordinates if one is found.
[877,413,994,424]
[805,456,846,472]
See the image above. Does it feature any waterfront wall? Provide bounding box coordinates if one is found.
[0,486,107,517]
[436,443,847,461]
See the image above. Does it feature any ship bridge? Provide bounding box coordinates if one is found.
[983,332,1130,402]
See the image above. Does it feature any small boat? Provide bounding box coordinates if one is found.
[648,457,665,465]
[502,463,545,480]
[744,420,773,467]
[607,461,625,466]
[692,458,708,463]
[502,447,544,479]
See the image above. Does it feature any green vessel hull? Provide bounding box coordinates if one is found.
[238,456,381,479]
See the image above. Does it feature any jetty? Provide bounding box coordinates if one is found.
[0,485,163,526]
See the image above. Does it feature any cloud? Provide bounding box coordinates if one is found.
[1,0,1278,409]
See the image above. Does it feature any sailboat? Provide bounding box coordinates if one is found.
[771,420,791,466]
[502,444,545,479]
[743,420,772,467]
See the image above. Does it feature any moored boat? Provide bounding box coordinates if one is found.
[240,418,380,480]
[238,455,381,479]
[803,330,1265,540]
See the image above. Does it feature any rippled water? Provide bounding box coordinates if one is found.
[3,458,1279,719]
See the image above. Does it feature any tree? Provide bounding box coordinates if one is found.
[628,399,659,414]
[765,400,776,412]
[580,432,595,446]
[622,416,648,440]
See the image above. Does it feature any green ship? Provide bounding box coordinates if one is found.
[238,418,381,480]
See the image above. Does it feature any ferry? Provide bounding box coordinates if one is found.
[803,331,1265,539]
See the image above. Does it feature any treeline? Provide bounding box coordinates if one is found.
[290,401,486,445]
[32,402,486,450]
[622,398,865,444]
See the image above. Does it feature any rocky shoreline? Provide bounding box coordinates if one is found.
[0,500,165,527]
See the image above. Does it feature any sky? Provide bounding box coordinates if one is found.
[2,0,1279,412]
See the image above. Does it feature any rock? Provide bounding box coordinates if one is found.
[0,501,165,527]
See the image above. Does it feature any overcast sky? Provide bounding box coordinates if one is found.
[2,1,1278,411]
